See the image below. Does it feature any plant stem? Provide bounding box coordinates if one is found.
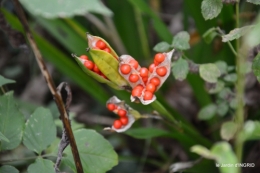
[12,1,83,172]
[234,0,244,168]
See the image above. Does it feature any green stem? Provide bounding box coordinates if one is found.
[151,100,211,147]
[234,0,244,169]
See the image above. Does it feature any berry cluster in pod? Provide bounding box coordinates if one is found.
[118,49,174,105]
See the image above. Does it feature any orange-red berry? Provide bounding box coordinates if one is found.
[154,53,165,63]
[149,63,156,73]
[107,103,116,111]
[129,59,139,69]
[131,87,143,97]
[120,117,128,125]
[84,60,94,70]
[129,74,139,83]
[135,84,144,90]
[96,40,106,49]
[153,60,160,66]
[139,67,149,77]
[143,90,154,100]
[113,120,122,129]
[118,109,127,117]
[156,67,167,77]
[146,83,156,93]
[80,55,89,60]
[120,64,131,74]
[142,76,148,84]
[150,77,161,87]
[93,64,101,74]
[103,47,111,53]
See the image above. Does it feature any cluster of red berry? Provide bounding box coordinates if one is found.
[79,39,118,79]
[119,52,172,104]
[107,103,129,129]
[79,54,107,79]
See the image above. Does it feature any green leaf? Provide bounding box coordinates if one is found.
[215,61,228,75]
[27,158,55,173]
[0,165,19,173]
[172,31,190,50]
[23,107,56,154]
[125,127,169,139]
[217,102,229,116]
[239,121,260,141]
[208,81,225,94]
[211,142,239,173]
[201,0,223,20]
[245,16,260,47]
[0,92,24,151]
[0,132,9,143]
[153,42,171,52]
[247,0,260,5]
[218,88,233,100]
[199,64,221,83]
[223,73,237,83]
[222,25,255,42]
[220,121,237,141]
[20,0,112,18]
[203,27,218,44]
[252,53,260,82]
[190,145,216,159]
[0,75,15,87]
[172,58,189,81]
[198,104,217,120]
[64,129,118,173]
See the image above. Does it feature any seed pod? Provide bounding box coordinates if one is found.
[104,96,139,133]
[118,49,174,105]
[72,54,122,90]
[87,33,118,60]
[90,49,129,88]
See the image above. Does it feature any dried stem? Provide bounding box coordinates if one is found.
[12,1,83,172]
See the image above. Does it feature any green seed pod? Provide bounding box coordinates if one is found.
[72,54,121,90]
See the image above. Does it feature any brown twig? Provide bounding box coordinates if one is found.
[11,1,83,172]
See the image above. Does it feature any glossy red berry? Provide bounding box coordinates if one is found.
[96,40,106,49]
[80,55,89,60]
[154,53,165,63]
[93,64,101,74]
[131,87,143,97]
[150,77,161,87]
[84,60,94,70]
[103,47,111,53]
[107,103,116,111]
[142,76,148,84]
[120,117,128,125]
[149,63,156,73]
[120,64,131,74]
[129,74,139,83]
[146,83,156,93]
[113,120,122,129]
[156,67,167,77]
[139,67,149,77]
[153,60,160,66]
[135,84,144,90]
[118,109,127,117]
[129,59,139,69]
[143,90,154,100]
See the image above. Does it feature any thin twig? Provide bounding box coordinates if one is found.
[12,1,83,173]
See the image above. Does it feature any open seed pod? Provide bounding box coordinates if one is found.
[104,96,141,133]
[118,49,175,105]
[87,33,118,59]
